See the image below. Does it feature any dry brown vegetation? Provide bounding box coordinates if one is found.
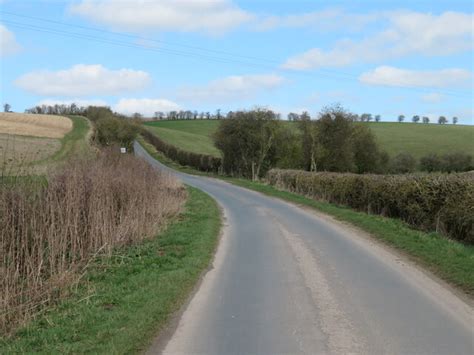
[0,113,72,138]
[0,150,186,334]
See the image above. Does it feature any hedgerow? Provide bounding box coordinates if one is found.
[140,128,221,173]
[267,169,474,243]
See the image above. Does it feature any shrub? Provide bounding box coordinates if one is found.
[0,150,186,334]
[390,152,417,173]
[83,107,139,152]
[352,125,387,173]
[94,116,139,151]
[442,153,473,173]
[420,152,473,173]
[420,153,443,172]
[267,169,474,244]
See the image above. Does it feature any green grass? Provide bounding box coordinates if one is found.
[144,120,221,157]
[365,122,474,159]
[144,120,474,159]
[48,115,92,162]
[138,137,474,297]
[1,187,221,354]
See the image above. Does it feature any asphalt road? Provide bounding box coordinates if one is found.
[135,142,473,355]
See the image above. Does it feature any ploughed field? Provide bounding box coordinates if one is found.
[144,120,474,159]
[0,113,89,171]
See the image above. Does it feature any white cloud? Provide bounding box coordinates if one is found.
[420,93,445,103]
[255,8,378,32]
[179,74,285,102]
[113,98,180,116]
[15,64,151,96]
[387,10,473,56]
[282,11,473,70]
[69,0,253,34]
[359,66,471,88]
[282,46,356,70]
[0,24,21,57]
[37,98,108,107]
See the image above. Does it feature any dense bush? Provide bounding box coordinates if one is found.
[441,153,473,172]
[140,128,221,173]
[419,152,473,173]
[94,116,139,151]
[1,150,186,334]
[84,106,139,151]
[267,169,474,243]
[390,152,417,173]
[419,153,444,172]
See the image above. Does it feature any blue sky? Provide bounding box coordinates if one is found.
[1,0,473,123]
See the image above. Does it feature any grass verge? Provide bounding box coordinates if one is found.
[0,186,221,353]
[49,115,92,162]
[27,115,92,171]
[138,136,474,297]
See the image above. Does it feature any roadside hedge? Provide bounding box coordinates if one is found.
[140,128,222,173]
[267,169,474,243]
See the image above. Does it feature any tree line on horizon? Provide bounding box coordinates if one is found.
[6,103,461,125]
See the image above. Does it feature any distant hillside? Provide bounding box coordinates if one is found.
[144,120,474,160]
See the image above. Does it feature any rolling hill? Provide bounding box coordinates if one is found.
[144,120,474,159]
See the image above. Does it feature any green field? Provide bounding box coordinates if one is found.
[144,120,221,157]
[366,122,474,159]
[144,120,474,159]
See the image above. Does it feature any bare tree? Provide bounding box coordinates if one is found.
[452,116,458,125]
[422,116,430,124]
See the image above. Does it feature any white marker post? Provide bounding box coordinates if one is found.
[120,147,127,154]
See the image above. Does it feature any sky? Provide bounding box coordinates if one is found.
[0,0,473,123]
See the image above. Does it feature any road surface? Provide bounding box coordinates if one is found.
[135,142,473,355]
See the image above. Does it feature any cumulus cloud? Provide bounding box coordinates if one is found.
[178,74,285,102]
[0,24,21,57]
[69,0,253,34]
[282,11,473,70]
[15,64,151,96]
[359,66,471,88]
[113,98,180,116]
[387,10,473,56]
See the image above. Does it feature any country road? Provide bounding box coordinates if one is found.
[135,142,473,355]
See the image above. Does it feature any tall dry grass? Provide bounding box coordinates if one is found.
[0,150,186,334]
